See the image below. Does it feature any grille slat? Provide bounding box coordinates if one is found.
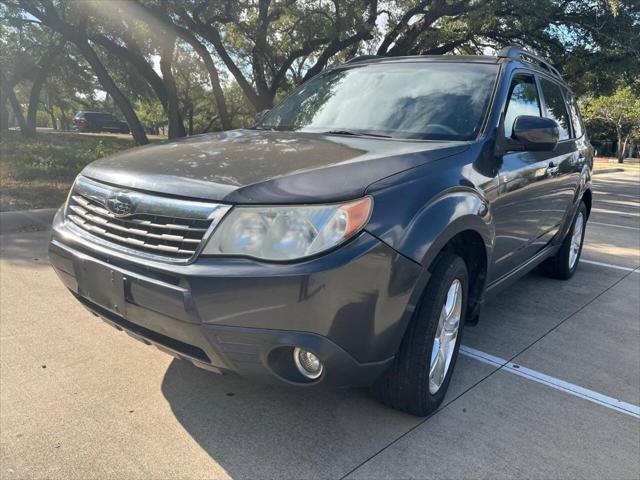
[65,177,230,262]
[72,195,208,232]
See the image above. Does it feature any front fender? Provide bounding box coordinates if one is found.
[367,187,494,268]
[365,184,494,347]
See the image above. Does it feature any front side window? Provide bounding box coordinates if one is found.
[540,78,571,140]
[504,75,541,138]
[258,63,499,141]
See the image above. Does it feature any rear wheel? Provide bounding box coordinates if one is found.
[371,252,468,416]
[539,201,587,280]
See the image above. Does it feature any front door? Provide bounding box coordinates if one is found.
[490,73,573,282]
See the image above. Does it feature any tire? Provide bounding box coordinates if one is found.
[538,201,587,280]
[371,252,468,416]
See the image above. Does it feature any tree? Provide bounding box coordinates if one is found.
[136,98,165,134]
[125,0,232,130]
[0,7,65,137]
[176,0,379,111]
[583,87,640,163]
[11,0,150,144]
[2,0,637,142]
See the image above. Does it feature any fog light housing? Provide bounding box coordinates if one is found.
[293,347,323,379]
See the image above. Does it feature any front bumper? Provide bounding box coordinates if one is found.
[49,208,424,387]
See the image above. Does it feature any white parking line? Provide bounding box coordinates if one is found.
[460,346,640,419]
[590,221,640,231]
[591,207,640,217]
[580,259,640,273]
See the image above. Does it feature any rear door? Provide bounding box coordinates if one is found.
[100,114,121,131]
[537,77,581,229]
[490,72,570,281]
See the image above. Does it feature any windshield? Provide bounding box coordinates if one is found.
[258,62,498,141]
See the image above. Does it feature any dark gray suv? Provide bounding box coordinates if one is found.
[49,47,592,416]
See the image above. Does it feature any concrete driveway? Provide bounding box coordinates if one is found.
[1,169,638,479]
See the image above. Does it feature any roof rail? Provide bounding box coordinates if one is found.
[346,55,384,64]
[497,46,561,79]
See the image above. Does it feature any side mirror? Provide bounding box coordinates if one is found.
[512,115,559,151]
[255,109,270,124]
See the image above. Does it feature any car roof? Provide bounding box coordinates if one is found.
[343,47,568,88]
[344,55,499,65]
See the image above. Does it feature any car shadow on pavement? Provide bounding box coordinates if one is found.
[160,358,420,479]
[159,346,497,479]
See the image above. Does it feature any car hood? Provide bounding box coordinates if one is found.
[81,129,468,204]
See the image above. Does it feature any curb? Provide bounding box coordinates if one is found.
[0,208,58,235]
[593,168,624,175]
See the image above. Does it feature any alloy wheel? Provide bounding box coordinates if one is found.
[569,212,584,269]
[429,279,462,395]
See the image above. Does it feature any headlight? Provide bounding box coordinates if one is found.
[202,197,372,261]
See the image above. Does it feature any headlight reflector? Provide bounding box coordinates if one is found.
[202,197,372,261]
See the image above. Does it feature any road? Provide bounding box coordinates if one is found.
[1,169,638,479]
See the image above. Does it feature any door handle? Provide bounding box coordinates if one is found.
[546,162,560,175]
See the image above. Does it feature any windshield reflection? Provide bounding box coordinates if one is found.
[259,63,498,141]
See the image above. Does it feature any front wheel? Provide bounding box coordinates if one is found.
[371,252,468,416]
[539,201,587,280]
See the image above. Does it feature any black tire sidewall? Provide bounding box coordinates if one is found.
[373,252,470,416]
[567,203,587,276]
[421,255,469,408]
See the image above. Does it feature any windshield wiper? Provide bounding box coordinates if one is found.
[323,129,392,138]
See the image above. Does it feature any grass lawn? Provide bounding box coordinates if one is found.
[0,130,159,212]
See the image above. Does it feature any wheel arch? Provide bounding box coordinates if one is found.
[389,190,494,354]
[581,188,592,218]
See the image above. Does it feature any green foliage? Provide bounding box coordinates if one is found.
[582,87,640,160]
[582,87,640,137]
[136,99,166,132]
[35,110,51,128]
[0,130,135,183]
[0,130,147,210]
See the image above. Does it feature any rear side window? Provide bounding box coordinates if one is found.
[539,78,571,140]
[504,75,541,138]
[566,94,584,138]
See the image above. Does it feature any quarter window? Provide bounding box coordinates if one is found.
[539,78,571,140]
[504,76,541,138]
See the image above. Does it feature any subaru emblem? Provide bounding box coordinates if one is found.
[107,193,134,217]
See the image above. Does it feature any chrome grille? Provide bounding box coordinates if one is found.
[65,176,230,261]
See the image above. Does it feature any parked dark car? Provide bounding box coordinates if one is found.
[72,111,130,134]
[50,47,592,416]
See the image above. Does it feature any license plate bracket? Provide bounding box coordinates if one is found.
[78,260,126,316]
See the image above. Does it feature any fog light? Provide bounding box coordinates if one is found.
[293,347,323,379]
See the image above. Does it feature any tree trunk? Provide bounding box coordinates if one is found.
[74,39,148,145]
[48,108,57,130]
[188,108,194,136]
[187,16,263,111]
[26,43,64,137]
[146,6,232,130]
[0,95,9,132]
[91,33,169,110]
[617,129,624,163]
[59,104,70,131]
[0,71,28,135]
[620,135,629,164]
[159,34,186,139]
